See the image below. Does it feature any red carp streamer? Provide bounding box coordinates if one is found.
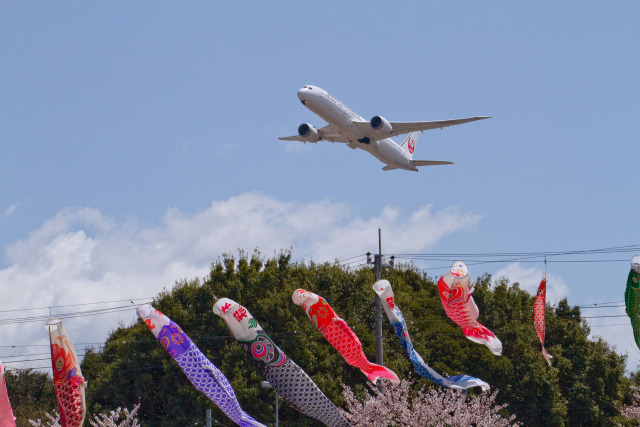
[437,261,502,356]
[292,289,399,385]
[45,319,86,427]
[534,276,552,365]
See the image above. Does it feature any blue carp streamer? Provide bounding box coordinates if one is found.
[373,280,489,391]
[137,304,265,427]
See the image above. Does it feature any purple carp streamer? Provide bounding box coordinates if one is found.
[136,304,265,427]
[373,280,489,391]
[0,361,16,427]
[45,319,86,427]
[214,298,351,427]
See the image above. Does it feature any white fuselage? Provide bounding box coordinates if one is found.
[298,86,418,171]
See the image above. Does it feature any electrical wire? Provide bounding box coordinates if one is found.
[0,305,139,326]
[343,244,640,273]
[0,297,154,314]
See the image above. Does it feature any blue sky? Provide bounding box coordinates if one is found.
[1,3,639,371]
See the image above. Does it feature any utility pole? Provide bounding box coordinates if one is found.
[368,228,395,393]
[374,229,383,368]
[261,381,279,427]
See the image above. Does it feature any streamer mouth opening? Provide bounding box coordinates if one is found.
[292,289,311,306]
[450,261,468,278]
[44,318,63,333]
[136,304,152,319]
[373,279,391,292]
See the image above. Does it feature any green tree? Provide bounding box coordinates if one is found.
[76,251,629,426]
[4,368,57,426]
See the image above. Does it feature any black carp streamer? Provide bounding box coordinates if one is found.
[214,298,351,427]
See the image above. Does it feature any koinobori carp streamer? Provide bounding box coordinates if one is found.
[437,261,502,356]
[45,319,86,427]
[534,275,553,365]
[214,298,351,427]
[292,289,399,385]
[0,360,16,427]
[136,304,265,427]
[374,279,489,391]
[625,256,640,350]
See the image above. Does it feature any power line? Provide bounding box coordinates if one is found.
[393,244,640,258]
[0,297,154,314]
[0,303,153,326]
[335,244,640,273]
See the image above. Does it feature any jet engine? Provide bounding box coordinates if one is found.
[298,123,321,142]
[370,116,393,134]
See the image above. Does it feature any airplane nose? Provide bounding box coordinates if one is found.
[298,85,314,105]
[297,86,309,101]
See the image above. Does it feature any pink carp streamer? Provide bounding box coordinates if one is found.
[534,276,552,365]
[0,360,16,427]
[292,289,399,385]
[45,319,86,427]
[437,262,502,356]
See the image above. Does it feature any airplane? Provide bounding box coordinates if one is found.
[279,85,490,171]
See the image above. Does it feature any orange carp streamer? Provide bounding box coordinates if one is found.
[292,289,399,385]
[534,276,552,365]
[437,261,502,356]
[45,319,86,427]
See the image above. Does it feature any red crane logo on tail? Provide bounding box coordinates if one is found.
[407,137,415,154]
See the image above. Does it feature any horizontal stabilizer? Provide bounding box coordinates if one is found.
[382,165,399,171]
[411,160,454,166]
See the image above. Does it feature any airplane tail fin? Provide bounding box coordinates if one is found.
[399,131,420,159]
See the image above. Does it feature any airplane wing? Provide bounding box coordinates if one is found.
[353,116,490,139]
[411,160,454,166]
[383,160,453,171]
[279,125,350,143]
[279,135,307,142]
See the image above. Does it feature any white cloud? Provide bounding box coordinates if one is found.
[4,204,18,217]
[494,262,570,302]
[587,304,639,372]
[0,192,481,370]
